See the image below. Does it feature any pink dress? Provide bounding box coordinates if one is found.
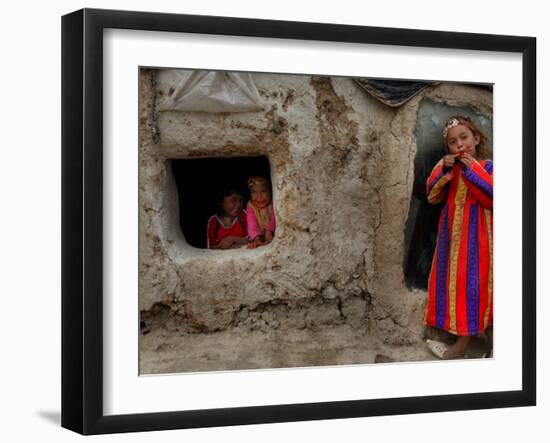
[246,201,276,240]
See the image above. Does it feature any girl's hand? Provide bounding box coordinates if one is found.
[443,154,457,169]
[458,152,475,168]
[247,237,264,249]
[264,231,273,244]
[230,236,249,248]
[218,237,234,249]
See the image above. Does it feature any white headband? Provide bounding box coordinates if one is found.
[442,118,460,138]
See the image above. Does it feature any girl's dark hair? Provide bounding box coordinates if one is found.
[443,115,492,160]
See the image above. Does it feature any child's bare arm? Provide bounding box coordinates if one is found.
[217,237,235,249]
[230,236,249,246]
[247,236,264,249]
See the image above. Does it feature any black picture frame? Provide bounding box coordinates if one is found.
[61,8,536,435]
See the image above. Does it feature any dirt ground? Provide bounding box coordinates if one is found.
[139,323,491,375]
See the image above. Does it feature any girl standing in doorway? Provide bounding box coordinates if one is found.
[424,115,493,359]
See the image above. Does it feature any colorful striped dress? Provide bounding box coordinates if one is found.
[423,158,493,336]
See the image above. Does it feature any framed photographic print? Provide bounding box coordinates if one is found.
[61,8,536,435]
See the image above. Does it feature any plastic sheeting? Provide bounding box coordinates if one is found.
[354,79,493,107]
[161,70,265,113]
[354,79,439,107]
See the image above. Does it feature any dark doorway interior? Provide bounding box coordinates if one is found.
[171,156,271,248]
[403,99,493,290]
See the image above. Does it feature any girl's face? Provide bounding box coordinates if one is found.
[220,192,243,218]
[250,184,270,207]
[446,124,480,157]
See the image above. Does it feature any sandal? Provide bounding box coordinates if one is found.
[426,339,448,359]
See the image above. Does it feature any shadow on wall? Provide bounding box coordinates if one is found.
[171,156,271,248]
[403,98,493,290]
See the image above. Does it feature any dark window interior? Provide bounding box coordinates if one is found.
[171,156,271,248]
[403,99,492,290]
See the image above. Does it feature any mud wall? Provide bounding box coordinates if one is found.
[139,69,493,346]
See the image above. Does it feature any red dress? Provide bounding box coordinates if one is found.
[206,211,248,249]
[423,159,493,336]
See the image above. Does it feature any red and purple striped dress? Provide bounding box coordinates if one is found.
[423,158,493,336]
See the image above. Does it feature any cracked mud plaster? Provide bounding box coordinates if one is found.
[138,69,492,371]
